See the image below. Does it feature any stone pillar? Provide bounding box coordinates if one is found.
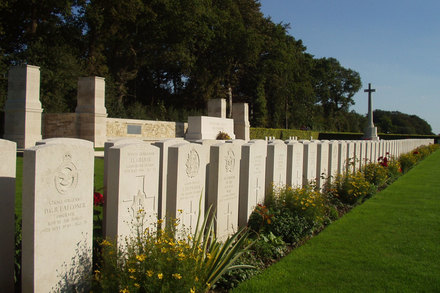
[208,98,226,118]
[232,103,250,141]
[75,77,107,147]
[4,65,43,148]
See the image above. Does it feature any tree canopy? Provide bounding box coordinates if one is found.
[0,0,433,134]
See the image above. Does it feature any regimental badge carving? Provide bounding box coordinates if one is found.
[54,152,78,194]
[185,148,200,178]
[224,149,235,173]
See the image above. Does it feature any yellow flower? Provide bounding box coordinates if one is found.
[134,283,140,288]
[161,247,168,253]
[158,273,163,279]
[178,209,183,213]
[190,287,196,293]
[206,253,212,260]
[172,273,182,279]
[129,275,136,280]
[157,219,164,225]
[120,288,129,293]
[146,270,154,277]
[178,252,185,259]
[128,268,136,273]
[136,254,146,262]
[100,239,112,246]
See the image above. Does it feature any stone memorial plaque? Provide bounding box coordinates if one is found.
[0,139,16,292]
[207,143,241,240]
[238,140,267,227]
[127,124,142,135]
[286,141,304,188]
[22,139,94,292]
[265,140,287,191]
[167,143,207,234]
[106,142,159,245]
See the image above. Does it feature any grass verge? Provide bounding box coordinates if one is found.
[233,150,440,292]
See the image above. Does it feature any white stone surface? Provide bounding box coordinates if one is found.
[208,98,226,118]
[4,65,42,148]
[207,143,241,240]
[265,140,287,191]
[22,139,94,292]
[0,139,16,292]
[232,103,250,141]
[346,142,355,173]
[238,140,267,227]
[316,141,329,189]
[75,76,108,147]
[338,141,347,175]
[301,141,318,186]
[167,143,207,234]
[186,116,235,140]
[106,142,160,245]
[152,139,188,219]
[286,140,304,188]
[328,140,339,179]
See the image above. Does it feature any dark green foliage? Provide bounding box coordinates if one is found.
[374,109,434,135]
[0,0,379,133]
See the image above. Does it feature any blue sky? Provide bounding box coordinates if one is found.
[259,0,440,134]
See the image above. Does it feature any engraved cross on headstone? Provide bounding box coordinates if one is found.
[123,176,156,217]
[185,200,197,230]
[224,202,233,230]
[255,178,261,205]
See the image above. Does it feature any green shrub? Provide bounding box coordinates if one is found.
[330,171,374,205]
[363,162,388,187]
[94,206,252,292]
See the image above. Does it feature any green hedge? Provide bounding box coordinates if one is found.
[250,128,319,140]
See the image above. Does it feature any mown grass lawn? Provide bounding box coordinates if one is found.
[234,150,440,293]
[14,156,104,220]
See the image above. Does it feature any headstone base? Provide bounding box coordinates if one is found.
[363,126,379,141]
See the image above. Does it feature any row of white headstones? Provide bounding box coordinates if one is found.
[0,137,433,292]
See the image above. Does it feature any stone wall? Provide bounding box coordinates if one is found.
[106,118,187,140]
[43,113,77,138]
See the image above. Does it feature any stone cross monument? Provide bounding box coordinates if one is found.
[363,83,379,140]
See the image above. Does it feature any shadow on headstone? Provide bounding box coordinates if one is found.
[52,235,92,292]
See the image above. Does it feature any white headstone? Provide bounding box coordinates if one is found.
[106,142,159,245]
[167,143,207,234]
[152,139,188,220]
[238,140,267,227]
[22,139,94,292]
[265,140,287,191]
[302,141,318,186]
[316,141,329,189]
[0,139,16,292]
[328,140,339,179]
[207,143,241,240]
[346,142,355,173]
[338,141,348,175]
[286,141,304,188]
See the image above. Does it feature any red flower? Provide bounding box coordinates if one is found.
[413,151,419,155]
[94,192,104,206]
